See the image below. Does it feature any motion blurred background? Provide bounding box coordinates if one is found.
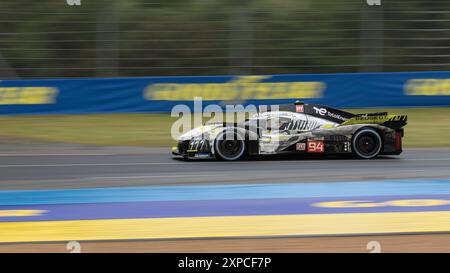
[0,0,449,79]
[1,0,450,253]
[0,0,449,147]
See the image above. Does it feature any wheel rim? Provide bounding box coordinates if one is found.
[357,135,377,155]
[215,133,245,160]
[353,129,382,158]
[217,140,243,158]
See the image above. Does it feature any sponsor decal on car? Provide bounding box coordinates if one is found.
[296,143,306,151]
[295,104,304,113]
[312,106,348,122]
[313,106,327,116]
[327,112,349,122]
[195,153,210,158]
[341,115,407,126]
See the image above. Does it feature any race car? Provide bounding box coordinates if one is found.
[172,101,407,161]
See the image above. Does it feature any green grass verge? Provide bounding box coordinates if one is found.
[0,107,449,147]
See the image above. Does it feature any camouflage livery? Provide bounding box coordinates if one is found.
[172,102,407,161]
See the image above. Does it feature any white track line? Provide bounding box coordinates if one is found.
[0,162,182,168]
[0,158,450,168]
[87,174,224,180]
[0,154,114,157]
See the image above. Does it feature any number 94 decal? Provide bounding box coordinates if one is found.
[307,141,324,153]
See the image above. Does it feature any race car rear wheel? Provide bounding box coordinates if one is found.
[352,128,382,159]
[214,131,246,161]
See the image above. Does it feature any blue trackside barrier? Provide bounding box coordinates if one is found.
[1,71,450,115]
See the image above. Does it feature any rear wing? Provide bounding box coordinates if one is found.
[340,114,407,130]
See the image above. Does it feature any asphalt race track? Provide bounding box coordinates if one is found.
[1,144,450,252]
[1,146,450,190]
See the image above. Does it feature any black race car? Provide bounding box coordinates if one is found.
[172,101,407,161]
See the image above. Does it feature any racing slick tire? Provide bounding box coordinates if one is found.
[351,127,383,159]
[214,130,246,161]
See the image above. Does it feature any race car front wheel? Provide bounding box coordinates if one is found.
[352,128,382,159]
[214,131,246,161]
